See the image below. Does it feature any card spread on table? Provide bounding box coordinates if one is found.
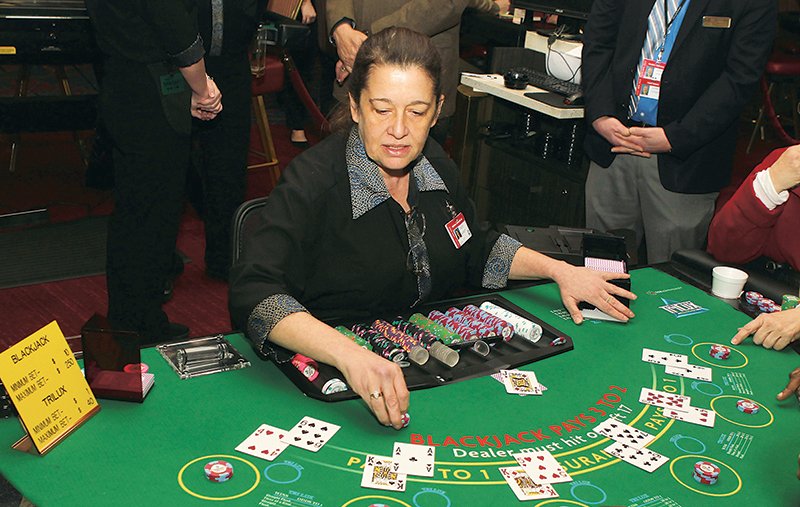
[641,348,688,367]
[501,369,542,395]
[663,406,716,428]
[514,450,572,484]
[594,418,655,449]
[604,441,669,473]
[361,455,406,491]
[499,467,559,500]
[392,442,435,477]
[664,363,712,382]
[639,387,691,410]
[491,372,547,394]
[281,416,340,452]
[235,423,290,461]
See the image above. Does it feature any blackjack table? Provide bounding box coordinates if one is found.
[1,267,799,506]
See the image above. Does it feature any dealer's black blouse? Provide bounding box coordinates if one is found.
[229,128,521,354]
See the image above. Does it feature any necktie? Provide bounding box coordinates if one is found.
[629,0,679,119]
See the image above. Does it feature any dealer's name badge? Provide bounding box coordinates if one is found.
[445,212,471,249]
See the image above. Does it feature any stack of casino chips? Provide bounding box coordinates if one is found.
[709,344,730,360]
[737,399,760,415]
[743,291,781,314]
[782,294,800,311]
[693,461,720,485]
[204,460,234,483]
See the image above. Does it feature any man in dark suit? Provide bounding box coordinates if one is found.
[581,0,776,264]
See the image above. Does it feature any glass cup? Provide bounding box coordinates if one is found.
[249,25,269,78]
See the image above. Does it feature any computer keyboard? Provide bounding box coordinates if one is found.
[509,67,581,97]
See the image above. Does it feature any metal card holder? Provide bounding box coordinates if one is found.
[157,334,251,379]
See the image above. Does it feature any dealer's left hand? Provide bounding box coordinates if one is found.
[731,307,800,351]
[553,265,636,324]
[615,126,672,155]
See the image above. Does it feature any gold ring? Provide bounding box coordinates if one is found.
[369,391,382,400]
[605,295,614,304]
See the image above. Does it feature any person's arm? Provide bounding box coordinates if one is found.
[299,0,317,25]
[731,307,800,351]
[662,0,776,160]
[707,147,791,265]
[369,0,469,37]
[326,0,366,70]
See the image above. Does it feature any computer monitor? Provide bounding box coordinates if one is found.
[512,0,594,38]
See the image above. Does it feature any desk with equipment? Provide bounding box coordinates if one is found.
[1,267,799,506]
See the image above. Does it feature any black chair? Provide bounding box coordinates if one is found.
[230,196,269,269]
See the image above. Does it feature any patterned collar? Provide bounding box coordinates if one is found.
[346,127,449,219]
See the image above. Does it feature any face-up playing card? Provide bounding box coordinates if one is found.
[491,372,547,395]
[361,455,406,492]
[501,369,542,396]
[639,387,691,410]
[663,406,716,428]
[593,418,655,449]
[498,467,559,501]
[391,442,435,477]
[513,450,572,484]
[664,364,712,382]
[235,423,290,461]
[281,416,340,452]
[641,348,688,367]
[604,441,669,473]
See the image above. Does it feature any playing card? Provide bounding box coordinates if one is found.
[361,455,406,492]
[604,441,669,473]
[235,423,290,461]
[639,387,691,410]
[491,372,547,394]
[513,450,572,484]
[663,406,716,428]
[392,442,435,477]
[641,348,688,367]
[664,364,712,382]
[281,416,340,452]
[499,467,559,501]
[501,369,542,395]
[593,418,654,449]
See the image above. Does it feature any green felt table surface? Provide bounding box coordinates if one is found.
[1,268,799,507]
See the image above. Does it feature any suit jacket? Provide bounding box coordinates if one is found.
[326,0,495,118]
[582,0,776,193]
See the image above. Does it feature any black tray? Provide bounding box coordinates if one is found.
[264,293,574,402]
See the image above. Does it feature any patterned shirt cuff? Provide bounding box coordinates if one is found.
[246,294,309,355]
[168,34,205,68]
[482,234,523,289]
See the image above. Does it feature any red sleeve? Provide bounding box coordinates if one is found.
[707,147,789,264]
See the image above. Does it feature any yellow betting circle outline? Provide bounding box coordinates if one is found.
[340,495,412,507]
[534,500,589,506]
[177,454,261,501]
[710,395,775,429]
[691,342,748,369]
[668,454,742,497]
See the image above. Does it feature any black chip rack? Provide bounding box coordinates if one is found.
[262,293,574,402]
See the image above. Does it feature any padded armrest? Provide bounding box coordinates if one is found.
[670,249,796,303]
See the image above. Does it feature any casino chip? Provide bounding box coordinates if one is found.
[401,412,411,428]
[709,344,730,360]
[204,460,233,483]
[692,460,720,485]
[736,399,759,414]
[123,363,149,374]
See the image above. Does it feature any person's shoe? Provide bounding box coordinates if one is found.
[290,130,309,148]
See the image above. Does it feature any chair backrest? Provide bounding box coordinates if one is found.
[231,196,270,269]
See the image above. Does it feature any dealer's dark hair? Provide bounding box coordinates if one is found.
[329,26,443,132]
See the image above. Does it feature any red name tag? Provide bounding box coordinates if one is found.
[445,212,471,249]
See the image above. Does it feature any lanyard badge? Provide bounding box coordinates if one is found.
[636,59,666,101]
[443,201,471,249]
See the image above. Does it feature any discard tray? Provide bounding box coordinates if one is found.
[262,294,573,402]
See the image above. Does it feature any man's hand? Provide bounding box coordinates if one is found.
[626,126,672,154]
[777,367,800,401]
[332,23,368,71]
[768,144,800,193]
[335,60,350,84]
[299,0,316,25]
[552,264,637,324]
[731,307,800,351]
[592,116,649,156]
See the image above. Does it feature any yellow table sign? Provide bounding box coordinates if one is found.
[0,321,99,455]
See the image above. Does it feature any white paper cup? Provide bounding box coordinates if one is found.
[711,266,748,299]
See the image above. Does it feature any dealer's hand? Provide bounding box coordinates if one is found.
[337,347,410,430]
[331,23,368,72]
[552,265,636,324]
[592,116,648,156]
[731,307,800,351]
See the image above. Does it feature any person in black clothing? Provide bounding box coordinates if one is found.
[191,0,263,280]
[86,0,222,341]
[229,28,635,429]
